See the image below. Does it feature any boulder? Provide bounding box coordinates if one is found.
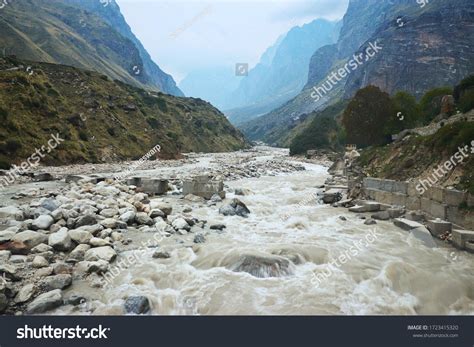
[68,244,91,262]
[135,213,154,226]
[75,214,98,228]
[84,246,117,262]
[68,228,92,244]
[14,283,35,304]
[124,296,150,315]
[89,237,111,247]
[219,199,250,218]
[100,218,118,229]
[42,274,72,290]
[152,251,170,259]
[12,231,48,250]
[172,218,190,231]
[426,219,452,238]
[119,211,136,225]
[31,215,54,230]
[371,211,390,221]
[40,198,59,212]
[27,289,63,314]
[32,256,49,268]
[100,208,119,218]
[149,201,172,216]
[193,234,206,244]
[230,254,293,278]
[48,228,73,251]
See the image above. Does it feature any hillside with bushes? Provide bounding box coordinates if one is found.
[0,57,247,168]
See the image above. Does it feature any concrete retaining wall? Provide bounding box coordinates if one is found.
[363,178,473,228]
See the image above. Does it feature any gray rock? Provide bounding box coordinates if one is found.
[0,250,11,262]
[100,218,118,229]
[124,296,150,314]
[172,218,190,231]
[100,208,119,218]
[89,237,111,247]
[219,198,250,217]
[32,215,54,231]
[364,219,377,225]
[75,214,97,228]
[150,201,172,216]
[84,246,117,262]
[32,256,49,268]
[42,274,72,290]
[40,198,59,212]
[12,231,48,250]
[27,289,63,314]
[149,209,165,219]
[0,263,19,281]
[68,244,91,262]
[210,224,226,231]
[0,230,15,243]
[230,254,293,278]
[135,213,154,226]
[68,228,92,244]
[14,283,35,303]
[152,251,171,259]
[0,293,7,313]
[31,243,53,254]
[193,234,206,244]
[48,228,73,251]
[119,211,136,225]
[371,211,391,220]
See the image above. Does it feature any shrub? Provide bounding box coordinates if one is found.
[419,87,453,124]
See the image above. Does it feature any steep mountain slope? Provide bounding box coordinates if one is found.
[0,57,246,167]
[241,0,474,145]
[224,19,340,125]
[0,0,183,96]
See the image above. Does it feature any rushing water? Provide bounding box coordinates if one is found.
[55,160,474,315]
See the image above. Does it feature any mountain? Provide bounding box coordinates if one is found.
[241,0,474,145]
[0,56,247,167]
[0,0,183,96]
[179,67,241,110]
[225,19,341,125]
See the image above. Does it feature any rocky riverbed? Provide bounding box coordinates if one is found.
[0,147,473,316]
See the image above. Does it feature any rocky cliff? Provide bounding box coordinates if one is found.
[241,0,474,145]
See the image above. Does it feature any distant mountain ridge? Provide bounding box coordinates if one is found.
[0,0,183,96]
[240,0,474,144]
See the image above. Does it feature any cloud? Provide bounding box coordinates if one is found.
[272,0,349,22]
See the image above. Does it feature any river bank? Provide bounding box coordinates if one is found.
[0,147,473,315]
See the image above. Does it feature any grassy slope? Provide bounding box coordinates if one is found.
[0,57,247,167]
[356,121,474,194]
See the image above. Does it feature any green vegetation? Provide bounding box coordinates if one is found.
[419,87,453,124]
[0,57,247,166]
[454,75,474,113]
[342,86,395,147]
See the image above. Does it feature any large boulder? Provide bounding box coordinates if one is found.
[84,246,117,262]
[31,215,54,230]
[41,274,72,290]
[26,289,63,314]
[219,199,250,218]
[68,228,92,244]
[124,296,150,314]
[48,228,73,251]
[0,206,24,221]
[12,231,48,250]
[229,254,293,278]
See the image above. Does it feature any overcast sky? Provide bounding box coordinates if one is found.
[116,0,349,82]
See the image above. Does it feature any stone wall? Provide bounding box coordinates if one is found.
[363,178,474,229]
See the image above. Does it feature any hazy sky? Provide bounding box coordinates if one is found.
[116,0,349,82]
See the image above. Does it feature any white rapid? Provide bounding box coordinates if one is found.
[55,159,474,316]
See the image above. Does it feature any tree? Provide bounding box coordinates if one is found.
[342,86,395,147]
[454,75,474,113]
[385,91,421,135]
[419,87,453,124]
